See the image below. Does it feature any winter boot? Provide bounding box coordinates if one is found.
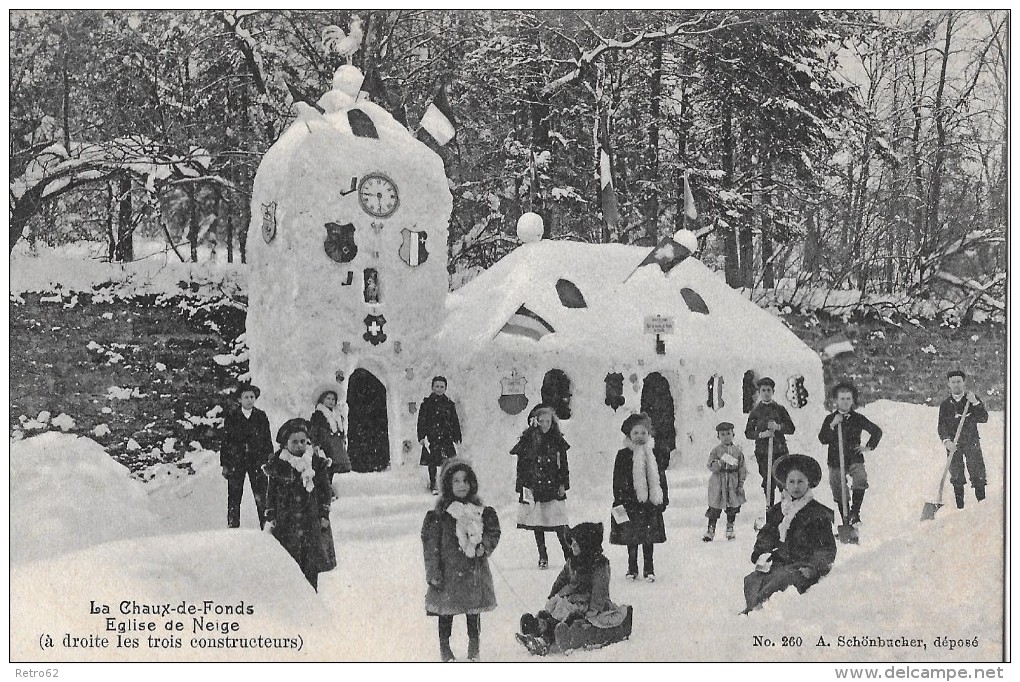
[467,638,480,661]
[725,521,736,541]
[954,485,966,510]
[702,521,716,542]
[439,638,455,662]
[975,485,986,502]
[849,489,866,525]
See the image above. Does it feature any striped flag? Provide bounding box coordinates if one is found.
[634,234,693,275]
[498,305,555,341]
[683,170,698,221]
[821,333,855,360]
[419,83,456,146]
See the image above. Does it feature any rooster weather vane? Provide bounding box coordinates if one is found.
[322,15,364,64]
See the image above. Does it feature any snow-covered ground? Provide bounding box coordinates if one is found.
[9,400,1004,662]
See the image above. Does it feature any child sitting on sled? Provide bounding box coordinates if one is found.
[517,522,632,655]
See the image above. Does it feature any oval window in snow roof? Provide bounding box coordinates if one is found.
[680,287,709,314]
[347,109,379,139]
[555,279,587,308]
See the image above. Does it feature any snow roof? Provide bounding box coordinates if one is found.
[438,240,819,367]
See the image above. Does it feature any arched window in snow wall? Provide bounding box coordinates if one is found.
[680,287,709,315]
[347,109,379,139]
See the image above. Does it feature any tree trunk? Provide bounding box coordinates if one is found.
[239,167,250,264]
[188,184,200,262]
[106,181,116,261]
[760,158,775,288]
[646,40,661,244]
[225,165,235,264]
[675,79,689,235]
[115,174,133,262]
[924,14,955,287]
[721,106,740,288]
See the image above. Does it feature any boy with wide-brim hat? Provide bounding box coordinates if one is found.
[220,382,273,529]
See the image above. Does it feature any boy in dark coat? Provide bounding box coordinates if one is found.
[220,383,274,529]
[743,454,836,614]
[818,382,882,525]
[610,413,667,581]
[264,418,336,591]
[937,370,990,508]
[744,377,796,503]
[417,376,463,494]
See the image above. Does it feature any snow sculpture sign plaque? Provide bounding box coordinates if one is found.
[363,313,387,346]
[324,222,358,263]
[261,201,278,243]
[398,228,429,267]
[499,368,528,415]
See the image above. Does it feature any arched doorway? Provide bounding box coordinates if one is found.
[541,369,572,420]
[346,368,389,472]
[640,372,676,463]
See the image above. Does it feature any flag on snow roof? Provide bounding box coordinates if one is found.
[633,234,693,276]
[419,83,456,146]
[360,69,407,126]
[821,333,855,360]
[498,305,555,341]
[683,170,698,222]
[599,128,620,234]
[284,78,325,115]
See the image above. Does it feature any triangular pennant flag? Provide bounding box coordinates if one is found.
[529,149,540,203]
[419,83,456,145]
[498,305,555,341]
[600,147,621,233]
[284,79,325,115]
[683,170,698,221]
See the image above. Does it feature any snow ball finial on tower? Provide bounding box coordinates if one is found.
[318,65,364,113]
[673,229,699,254]
[517,212,544,243]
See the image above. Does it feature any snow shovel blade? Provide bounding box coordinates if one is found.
[837,522,859,544]
[920,501,943,522]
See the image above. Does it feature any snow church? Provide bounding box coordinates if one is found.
[246,67,825,494]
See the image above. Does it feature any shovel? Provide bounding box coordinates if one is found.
[921,400,970,521]
[753,434,775,531]
[836,421,859,545]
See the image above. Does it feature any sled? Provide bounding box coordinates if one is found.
[753,436,775,531]
[836,422,859,545]
[921,401,971,521]
[516,606,633,656]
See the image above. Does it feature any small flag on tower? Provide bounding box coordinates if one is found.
[683,170,698,221]
[821,333,855,360]
[498,305,555,341]
[360,70,407,126]
[419,83,457,146]
[632,234,693,277]
[598,127,621,234]
[285,79,325,115]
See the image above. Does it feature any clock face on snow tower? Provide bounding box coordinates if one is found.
[357,173,400,218]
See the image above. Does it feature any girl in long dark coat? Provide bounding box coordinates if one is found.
[264,418,337,591]
[743,453,837,614]
[512,404,571,569]
[417,376,463,494]
[610,413,667,581]
[309,388,350,498]
[421,459,500,662]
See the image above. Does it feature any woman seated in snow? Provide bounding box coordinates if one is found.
[742,453,836,614]
[517,522,630,652]
[263,418,337,591]
[308,387,350,497]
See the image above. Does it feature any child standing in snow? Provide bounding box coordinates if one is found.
[610,413,667,582]
[517,522,631,654]
[744,377,796,504]
[421,459,500,662]
[704,421,747,541]
[263,418,336,591]
[220,383,274,529]
[308,388,350,498]
[417,376,463,495]
[818,382,883,525]
[937,370,990,508]
[512,404,572,569]
[743,454,836,614]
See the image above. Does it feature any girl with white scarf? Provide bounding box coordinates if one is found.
[609,413,667,582]
[742,453,837,614]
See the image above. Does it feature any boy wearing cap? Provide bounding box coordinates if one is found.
[704,422,747,541]
[744,377,796,503]
[937,370,989,508]
[220,383,274,529]
[818,381,882,526]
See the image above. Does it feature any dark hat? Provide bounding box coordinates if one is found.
[772,453,823,488]
[431,375,448,387]
[236,383,261,399]
[947,370,966,380]
[716,421,735,432]
[830,380,859,404]
[276,418,311,446]
[621,412,652,436]
[568,522,604,557]
[756,377,776,389]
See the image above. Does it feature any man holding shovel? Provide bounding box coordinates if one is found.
[937,370,989,509]
[818,382,883,530]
